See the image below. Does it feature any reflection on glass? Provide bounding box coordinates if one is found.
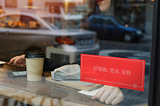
[0,0,155,105]
[43,18,81,29]
[0,15,40,29]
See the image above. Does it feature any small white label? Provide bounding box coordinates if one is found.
[12,71,27,75]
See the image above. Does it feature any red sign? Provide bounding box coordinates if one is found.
[80,54,145,91]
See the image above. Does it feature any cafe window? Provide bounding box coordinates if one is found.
[88,0,153,105]
[5,0,17,8]
[49,5,61,14]
[19,15,41,29]
[0,16,6,28]
[0,0,159,106]
[0,15,41,29]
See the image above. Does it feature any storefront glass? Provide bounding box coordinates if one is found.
[89,0,153,105]
[0,0,156,105]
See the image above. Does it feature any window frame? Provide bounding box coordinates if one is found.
[148,0,160,106]
[5,0,17,8]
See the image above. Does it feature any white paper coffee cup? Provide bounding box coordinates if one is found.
[25,52,45,81]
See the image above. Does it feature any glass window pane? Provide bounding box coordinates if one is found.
[0,0,155,105]
[0,16,6,28]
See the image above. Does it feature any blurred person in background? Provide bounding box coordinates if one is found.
[8,0,124,105]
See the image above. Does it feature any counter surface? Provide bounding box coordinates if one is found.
[0,64,108,106]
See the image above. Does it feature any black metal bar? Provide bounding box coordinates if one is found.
[148,0,160,106]
[13,100,18,106]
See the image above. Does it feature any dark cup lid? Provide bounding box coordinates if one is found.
[25,52,45,58]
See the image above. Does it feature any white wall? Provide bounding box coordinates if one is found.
[17,0,28,9]
[33,0,46,10]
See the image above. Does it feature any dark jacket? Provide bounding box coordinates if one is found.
[43,58,80,71]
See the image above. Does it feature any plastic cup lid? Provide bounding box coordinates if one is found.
[25,52,45,58]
